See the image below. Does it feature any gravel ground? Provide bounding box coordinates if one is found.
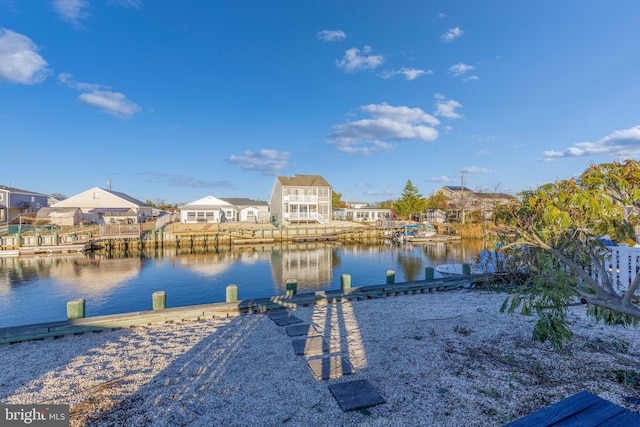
[1,289,639,426]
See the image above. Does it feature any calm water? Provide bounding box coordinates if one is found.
[0,240,485,328]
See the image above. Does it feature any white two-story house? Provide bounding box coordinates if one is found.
[269,175,332,224]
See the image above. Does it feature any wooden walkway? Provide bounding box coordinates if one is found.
[0,275,489,345]
[504,390,640,426]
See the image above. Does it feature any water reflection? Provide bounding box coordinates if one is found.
[0,241,484,327]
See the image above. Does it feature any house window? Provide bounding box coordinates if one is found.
[93,192,100,199]
[0,194,3,201]
[187,212,196,221]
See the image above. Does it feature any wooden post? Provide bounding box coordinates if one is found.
[226,284,238,302]
[386,270,395,284]
[425,267,435,280]
[286,279,297,297]
[152,291,166,310]
[67,299,86,319]
[341,274,351,290]
[462,263,471,275]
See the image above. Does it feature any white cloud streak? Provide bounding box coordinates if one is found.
[448,62,474,77]
[336,46,384,73]
[327,103,440,154]
[52,0,90,26]
[227,149,290,175]
[317,29,346,42]
[59,72,141,118]
[441,27,463,42]
[541,125,640,161]
[0,28,49,84]
[78,91,141,119]
[462,166,490,174]
[379,67,432,81]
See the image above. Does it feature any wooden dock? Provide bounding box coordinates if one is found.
[0,274,490,345]
[0,243,92,257]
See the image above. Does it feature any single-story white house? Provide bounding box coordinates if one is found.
[51,187,152,224]
[180,196,270,224]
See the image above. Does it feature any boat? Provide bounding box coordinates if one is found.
[436,250,506,277]
[392,222,437,243]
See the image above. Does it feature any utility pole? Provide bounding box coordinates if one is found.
[459,170,466,224]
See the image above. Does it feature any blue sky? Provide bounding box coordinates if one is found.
[2,1,640,205]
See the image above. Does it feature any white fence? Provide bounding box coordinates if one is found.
[595,245,640,294]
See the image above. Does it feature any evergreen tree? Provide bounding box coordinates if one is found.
[394,180,426,220]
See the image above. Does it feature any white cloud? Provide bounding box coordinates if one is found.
[541,125,640,161]
[434,96,463,119]
[379,67,432,81]
[227,149,290,175]
[328,103,440,154]
[463,74,479,82]
[59,72,140,118]
[462,166,490,174]
[448,62,474,77]
[78,90,141,119]
[441,27,463,42]
[427,176,454,183]
[317,29,346,42]
[336,46,384,73]
[0,28,49,84]
[52,0,90,26]
[107,0,142,8]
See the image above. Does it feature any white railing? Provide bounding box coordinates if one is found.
[284,195,318,202]
[591,245,640,294]
[284,212,326,224]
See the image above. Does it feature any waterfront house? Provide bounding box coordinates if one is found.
[0,185,48,225]
[51,187,152,224]
[180,196,270,223]
[269,174,332,224]
[334,207,392,223]
[220,198,270,223]
[180,196,233,223]
[425,209,447,224]
[436,186,516,222]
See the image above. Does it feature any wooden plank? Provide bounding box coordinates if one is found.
[504,391,601,426]
[503,391,639,427]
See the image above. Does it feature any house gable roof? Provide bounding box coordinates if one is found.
[276,174,331,188]
[182,196,232,208]
[52,187,149,208]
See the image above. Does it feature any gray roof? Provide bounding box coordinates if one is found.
[276,174,331,188]
[101,188,150,207]
[0,185,48,196]
[221,198,268,206]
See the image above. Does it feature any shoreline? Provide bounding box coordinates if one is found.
[1,289,639,426]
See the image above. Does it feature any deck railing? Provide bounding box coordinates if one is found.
[590,245,640,294]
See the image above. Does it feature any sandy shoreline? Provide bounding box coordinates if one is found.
[1,289,639,426]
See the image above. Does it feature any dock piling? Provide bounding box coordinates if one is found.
[341,274,352,290]
[386,270,395,284]
[226,284,238,302]
[286,279,298,297]
[152,291,166,310]
[67,299,86,320]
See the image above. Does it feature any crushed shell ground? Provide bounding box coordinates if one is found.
[1,289,639,426]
